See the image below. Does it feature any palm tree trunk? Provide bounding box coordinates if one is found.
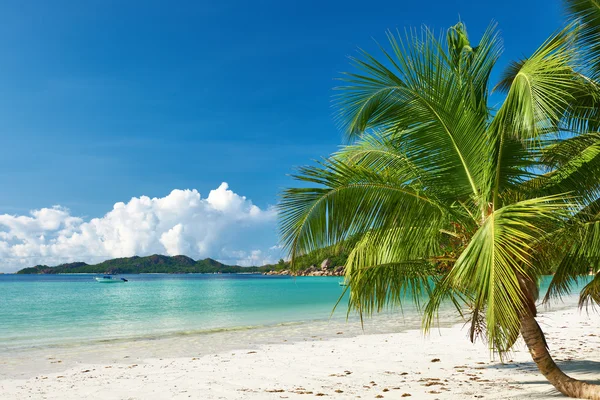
[520,313,600,399]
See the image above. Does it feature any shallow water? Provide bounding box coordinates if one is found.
[1,274,356,350]
[0,274,590,378]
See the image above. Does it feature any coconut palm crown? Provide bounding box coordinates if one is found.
[279,2,600,399]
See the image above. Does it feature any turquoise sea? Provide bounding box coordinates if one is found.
[0,274,589,378]
[1,274,589,349]
[0,274,358,351]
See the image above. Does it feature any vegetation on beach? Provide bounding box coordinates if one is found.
[279,0,600,398]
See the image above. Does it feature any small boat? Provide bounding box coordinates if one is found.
[338,281,349,287]
[95,275,128,283]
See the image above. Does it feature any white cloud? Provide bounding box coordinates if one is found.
[223,248,281,267]
[0,183,281,272]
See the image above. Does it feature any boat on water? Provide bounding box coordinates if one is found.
[338,281,348,287]
[95,275,128,283]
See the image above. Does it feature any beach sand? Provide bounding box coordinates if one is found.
[1,306,598,399]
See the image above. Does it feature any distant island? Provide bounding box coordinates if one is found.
[17,255,257,275]
[15,240,355,276]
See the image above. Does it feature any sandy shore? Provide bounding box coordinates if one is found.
[1,306,599,399]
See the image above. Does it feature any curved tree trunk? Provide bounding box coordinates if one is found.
[520,313,600,399]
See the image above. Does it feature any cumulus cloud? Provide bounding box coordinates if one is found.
[221,248,283,267]
[0,183,281,272]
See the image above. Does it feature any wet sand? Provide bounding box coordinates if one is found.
[1,306,598,399]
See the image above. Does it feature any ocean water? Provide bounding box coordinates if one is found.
[0,274,590,378]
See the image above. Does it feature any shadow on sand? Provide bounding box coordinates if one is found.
[495,360,600,398]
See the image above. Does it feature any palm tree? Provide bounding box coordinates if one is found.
[278,2,600,399]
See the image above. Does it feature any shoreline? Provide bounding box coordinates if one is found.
[1,305,599,399]
[0,307,461,380]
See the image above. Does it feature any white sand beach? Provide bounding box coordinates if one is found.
[1,306,598,400]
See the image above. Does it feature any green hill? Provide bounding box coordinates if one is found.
[15,239,355,275]
[16,255,269,274]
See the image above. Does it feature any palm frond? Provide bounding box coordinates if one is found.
[345,260,439,318]
[492,24,581,141]
[447,22,503,109]
[278,157,448,268]
[534,133,600,202]
[544,213,600,302]
[565,0,600,79]
[342,224,449,314]
[334,24,500,204]
[579,271,600,310]
[425,196,572,354]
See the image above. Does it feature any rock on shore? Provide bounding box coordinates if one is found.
[264,258,345,276]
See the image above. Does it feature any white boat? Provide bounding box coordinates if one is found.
[95,275,127,283]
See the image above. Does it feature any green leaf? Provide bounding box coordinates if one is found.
[425,196,571,354]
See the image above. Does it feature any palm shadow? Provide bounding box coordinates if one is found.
[554,360,600,381]
[493,360,600,398]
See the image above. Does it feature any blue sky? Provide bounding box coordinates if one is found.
[0,0,565,270]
